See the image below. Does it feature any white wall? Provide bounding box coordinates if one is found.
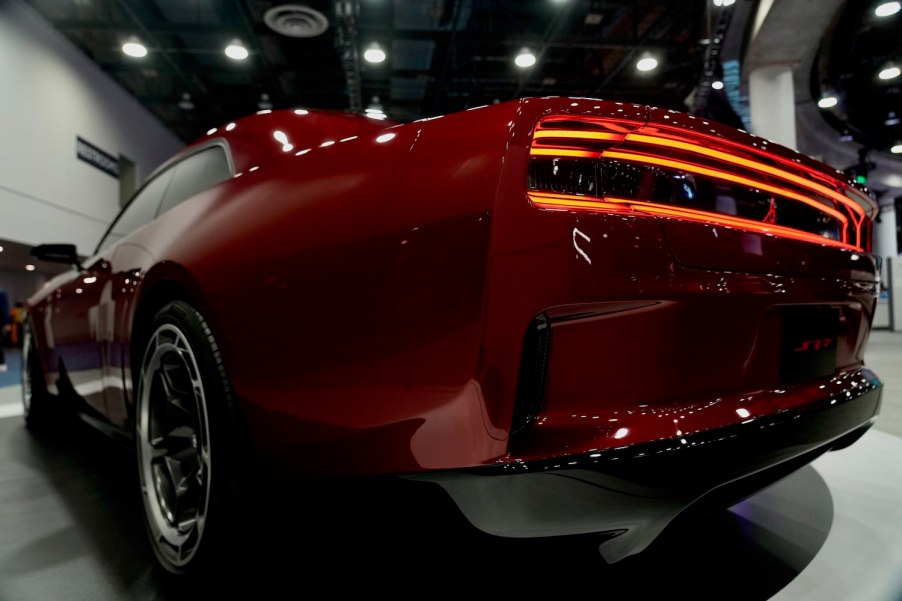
[0,0,183,256]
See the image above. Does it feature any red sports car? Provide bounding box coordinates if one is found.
[24,97,882,573]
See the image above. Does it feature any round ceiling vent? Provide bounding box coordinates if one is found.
[264,5,329,38]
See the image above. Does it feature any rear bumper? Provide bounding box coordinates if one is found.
[412,368,881,562]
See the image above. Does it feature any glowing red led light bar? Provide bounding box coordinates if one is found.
[601,149,851,230]
[623,133,867,221]
[527,192,859,251]
[528,118,873,251]
[529,127,868,226]
[533,130,625,142]
[530,148,600,158]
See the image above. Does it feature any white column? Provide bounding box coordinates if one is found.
[748,65,797,149]
[891,258,902,332]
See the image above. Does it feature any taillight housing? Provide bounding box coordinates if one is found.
[527,115,874,252]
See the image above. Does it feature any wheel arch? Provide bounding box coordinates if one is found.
[129,263,208,393]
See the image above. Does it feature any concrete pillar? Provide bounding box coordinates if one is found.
[748,65,797,149]
[891,258,902,332]
[874,201,897,261]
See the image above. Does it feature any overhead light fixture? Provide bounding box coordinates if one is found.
[876,2,901,17]
[817,95,838,108]
[879,65,901,80]
[363,42,387,64]
[713,0,735,6]
[25,264,36,272]
[886,111,901,126]
[891,141,902,153]
[225,40,249,60]
[636,54,658,72]
[0,245,4,252]
[365,95,387,119]
[711,80,724,90]
[122,37,148,58]
[178,93,194,110]
[257,93,273,111]
[515,48,537,68]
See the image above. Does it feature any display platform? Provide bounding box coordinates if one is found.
[0,391,900,598]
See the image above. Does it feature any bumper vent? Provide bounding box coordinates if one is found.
[511,314,551,435]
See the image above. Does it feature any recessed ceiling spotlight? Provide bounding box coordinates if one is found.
[876,2,901,17]
[178,93,194,110]
[892,141,902,153]
[365,95,387,119]
[25,264,36,272]
[225,40,249,60]
[636,54,658,72]
[122,37,148,58]
[713,0,735,6]
[515,48,537,68]
[817,95,838,108]
[363,42,387,64]
[711,80,724,90]
[879,65,901,80]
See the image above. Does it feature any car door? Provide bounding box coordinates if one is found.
[101,144,232,428]
[47,168,174,420]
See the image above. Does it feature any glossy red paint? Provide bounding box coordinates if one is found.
[28,98,880,484]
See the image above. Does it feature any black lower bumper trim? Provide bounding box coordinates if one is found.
[410,369,882,563]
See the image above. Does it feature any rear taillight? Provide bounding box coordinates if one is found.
[527,116,873,252]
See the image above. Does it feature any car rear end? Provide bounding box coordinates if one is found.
[428,98,882,561]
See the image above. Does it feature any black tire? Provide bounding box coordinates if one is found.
[22,319,57,429]
[135,300,247,574]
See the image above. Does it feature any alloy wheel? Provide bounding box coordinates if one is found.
[137,323,212,569]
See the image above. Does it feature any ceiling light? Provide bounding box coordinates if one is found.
[122,38,147,58]
[25,264,35,272]
[206,127,217,135]
[178,93,194,110]
[363,42,387,64]
[0,245,4,252]
[713,0,735,5]
[257,93,273,111]
[711,80,724,90]
[886,111,901,126]
[879,65,901,80]
[817,95,838,108]
[636,54,658,72]
[876,2,901,17]
[892,141,902,153]
[366,96,388,119]
[366,96,384,112]
[225,40,249,60]
[515,48,537,68]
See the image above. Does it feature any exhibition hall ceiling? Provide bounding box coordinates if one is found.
[28,0,714,141]
[816,1,902,154]
[26,0,901,153]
